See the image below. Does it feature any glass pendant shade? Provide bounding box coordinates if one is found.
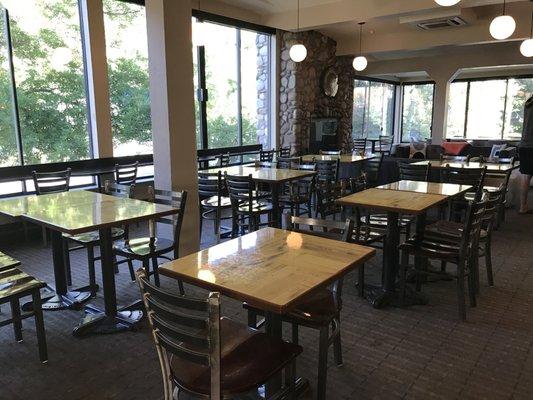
[521,39,533,57]
[435,0,461,6]
[289,43,307,62]
[489,15,516,40]
[353,56,368,72]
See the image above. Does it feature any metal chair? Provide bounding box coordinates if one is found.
[315,159,340,185]
[278,146,291,158]
[113,188,187,291]
[0,266,48,363]
[254,160,276,169]
[225,173,273,235]
[277,156,302,170]
[351,138,367,153]
[137,269,301,400]
[315,180,347,219]
[198,171,231,244]
[362,152,384,187]
[32,168,71,247]
[377,135,393,155]
[398,162,430,181]
[260,149,275,162]
[63,182,135,295]
[279,163,316,218]
[246,215,352,400]
[115,162,138,185]
[399,198,486,321]
[218,153,231,167]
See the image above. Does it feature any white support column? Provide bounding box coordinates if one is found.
[429,67,458,145]
[145,0,200,255]
[79,0,113,158]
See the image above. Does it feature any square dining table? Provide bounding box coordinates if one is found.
[202,166,316,228]
[336,182,471,308]
[300,153,376,164]
[159,226,375,396]
[0,190,178,336]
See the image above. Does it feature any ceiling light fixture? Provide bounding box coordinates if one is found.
[521,10,533,57]
[490,0,516,40]
[289,0,307,62]
[435,0,461,6]
[353,22,368,72]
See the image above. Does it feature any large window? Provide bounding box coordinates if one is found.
[192,18,272,150]
[103,0,152,156]
[446,77,533,140]
[5,0,90,164]
[401,82,435,142]
[352,79,395,139]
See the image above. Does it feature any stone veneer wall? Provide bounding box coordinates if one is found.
[255,34,270,148]
[279,30,354,155]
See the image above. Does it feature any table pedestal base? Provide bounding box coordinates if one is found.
[72,303,143,337]
[22,287,91,311]
[364,285,428,309]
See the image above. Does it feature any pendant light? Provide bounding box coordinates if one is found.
[435,0,461,6]
[353,22,368,72]
[490,0,516,40]
[289,0,307,62]
[521,11,533,57]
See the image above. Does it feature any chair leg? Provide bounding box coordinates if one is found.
[332,319,342,367]
[440,261,447,273]
[63,239,72,286]
[151,256,160,287]
[177,280,185,295]
[456,272,467,322]
[143,259,150,281]
[357,265,365,298]
[468,272,477,308]
[485,240,494,287]
[10,298,22,342]
[127,259,136,281]
[317,326,330,400]
[286,360,297,400]
[41,226,47,247]
[32,291,48,363]
[87,245,97,297]
[291,323,299,345]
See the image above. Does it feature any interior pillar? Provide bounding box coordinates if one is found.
[145,0,200,255]
[429,67,458,145]
[79,0,113,158]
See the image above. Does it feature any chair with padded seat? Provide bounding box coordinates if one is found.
[399,198,486,321]
[0,266,48,363]
[217,153,231,167]
[113,188,187,291]
[137,269,302,400]
[351,138,367,153]
[362,152,384,188]
[276,156,302,170]
[63,182,135,296]
[115,161,138,185]
[441,165,486,221]
[259,149,275,162]
[225,173,273,236]
[278,146,291,158]
[398,162,430,182]
[376,135,393,155]
[198,171,232,244]
[32,168,72,247]
[246,215,353,400]
[315,159,340,186]
[279,163,316,218]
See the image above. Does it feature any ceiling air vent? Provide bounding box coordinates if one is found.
[417,16,467,30]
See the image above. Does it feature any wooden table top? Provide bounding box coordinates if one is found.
[0,190,178,235]
[159,227,375,313]
[203,166,316,183]
[377,180,472,196]
[411,160,518,172]
[336,188,452,214]
[301,153,376,164]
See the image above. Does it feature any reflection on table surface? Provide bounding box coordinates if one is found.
[377,180,472,196]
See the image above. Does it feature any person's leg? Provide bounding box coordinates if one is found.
[520,174,532,213]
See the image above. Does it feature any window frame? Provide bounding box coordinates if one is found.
[193,13,275,151]
[352,76,398,140]
[400,81,436,143]
[448,74,533,141]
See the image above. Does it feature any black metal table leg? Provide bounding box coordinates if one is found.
[264,312,309,399]
[271,183,281,228]
[73,227,142,337]
[24,230,91,311]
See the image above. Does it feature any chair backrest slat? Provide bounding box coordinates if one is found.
[398,162,430,182]
[32,168,71,195]
[260,149,275,162]
[104,180,135,199]
[351,138,367,152]
[115,162,138,185]
[277,156,302,169]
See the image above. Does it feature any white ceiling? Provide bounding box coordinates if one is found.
[207,0,533,60]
